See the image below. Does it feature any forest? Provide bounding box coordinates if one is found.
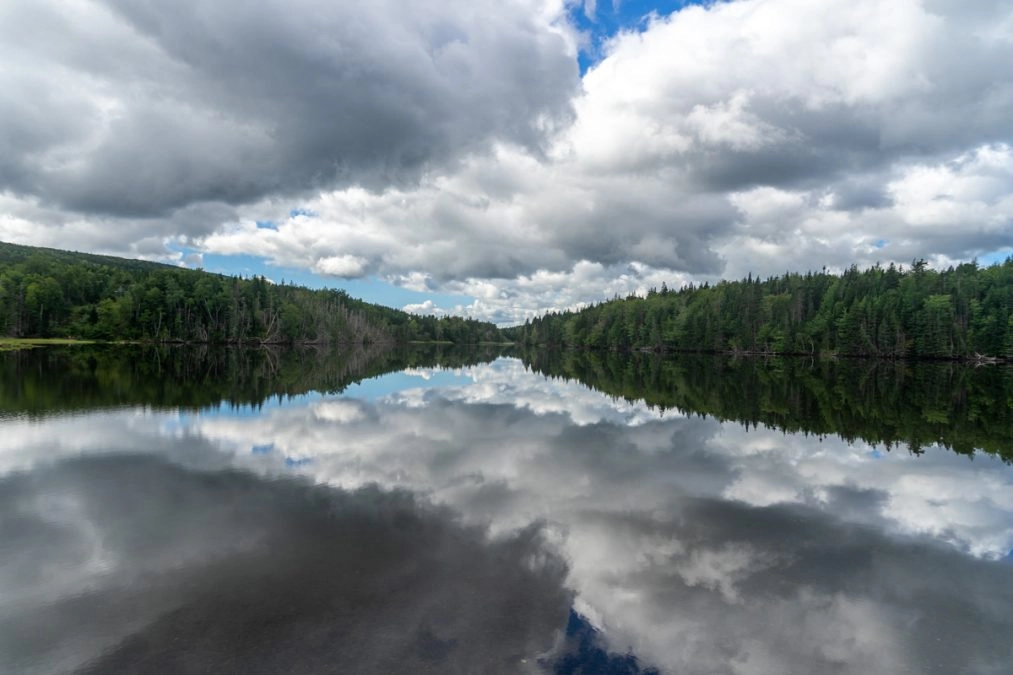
[506,259,1013,360]
[0,242,500,345]
[5,240,1013,360]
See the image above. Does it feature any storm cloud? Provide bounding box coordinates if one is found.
[0,0,577,218]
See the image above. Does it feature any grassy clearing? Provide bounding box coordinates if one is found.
[0,337,99,351]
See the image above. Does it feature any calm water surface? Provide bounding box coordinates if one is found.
[1,347,1012,674]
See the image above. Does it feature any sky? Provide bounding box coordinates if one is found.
[1,0,1012,325]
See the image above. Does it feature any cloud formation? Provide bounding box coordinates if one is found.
[0,0,577,217]
[2,0,1012,322]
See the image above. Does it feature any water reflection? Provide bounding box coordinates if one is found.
[2,349,1012,673]
[0,343,507,417]
[520,349,1013,460]
[0,457,569,674]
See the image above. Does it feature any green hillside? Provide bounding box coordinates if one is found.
[0,241,501,344]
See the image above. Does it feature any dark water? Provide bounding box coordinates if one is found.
[2,346,1012,674]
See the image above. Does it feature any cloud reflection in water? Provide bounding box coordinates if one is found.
[2,357,1013,673]
[0,456,571,674]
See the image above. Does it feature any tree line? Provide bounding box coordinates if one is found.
[506,259,1013,360]
[0,242,501,344]
[506,258,1013,360]
[6,240,1011,358]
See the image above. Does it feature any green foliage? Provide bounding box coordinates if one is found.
[505,259,1013,360]
[0,241,500,345]
[520,349,1013,462]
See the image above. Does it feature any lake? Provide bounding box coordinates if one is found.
[2,345,1012,674]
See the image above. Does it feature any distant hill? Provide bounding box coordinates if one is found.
[505,259,1013,360]
[0,241,502,344]
[0,241,180,273]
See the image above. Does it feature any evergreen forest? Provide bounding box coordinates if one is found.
[4,241,1013,361]
[0,242,500,344]
[507,259,1013,360]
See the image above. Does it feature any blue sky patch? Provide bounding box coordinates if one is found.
[341,368,475,401]
[979,248,1013,266]
[182,250,472,312]
[570,0,707,73]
